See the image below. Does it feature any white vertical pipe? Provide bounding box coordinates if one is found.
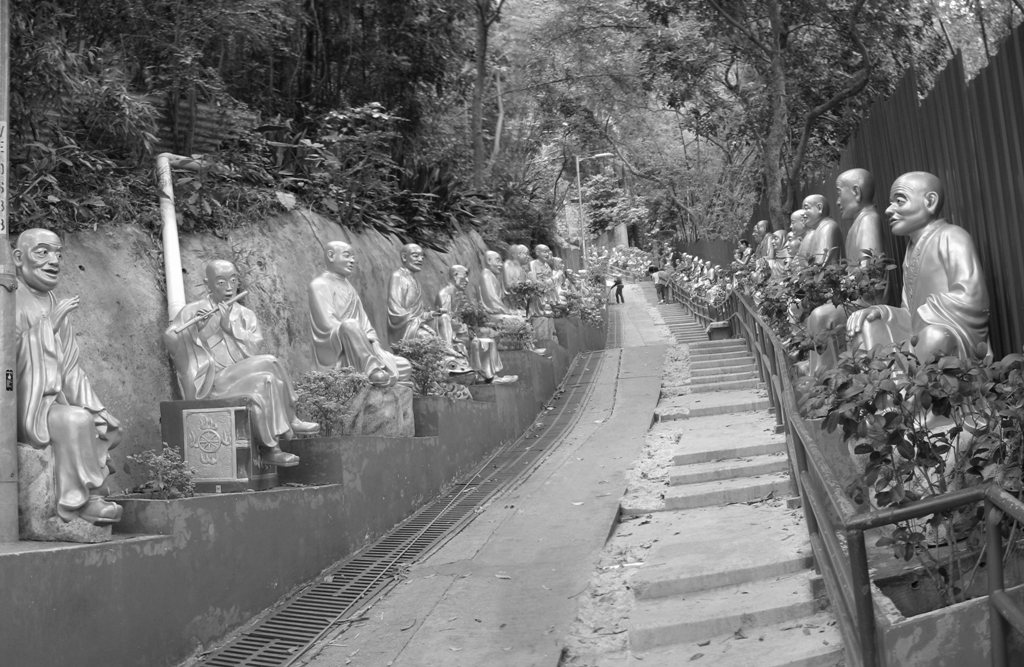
[156,152,187,320]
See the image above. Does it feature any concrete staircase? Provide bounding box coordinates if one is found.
[587,306,844,666]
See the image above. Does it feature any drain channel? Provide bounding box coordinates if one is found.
[198,349,608,667]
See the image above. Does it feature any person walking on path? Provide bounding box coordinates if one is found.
[648,265,666,303]
[612,276,624,303]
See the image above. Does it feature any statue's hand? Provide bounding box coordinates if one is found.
[847,306,882,334]
[217,302,234,333]
[51,296,81,331]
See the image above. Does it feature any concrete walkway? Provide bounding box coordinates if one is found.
[298,283,669,667]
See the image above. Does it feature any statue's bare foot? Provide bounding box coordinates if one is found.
[264,447,300,468]
[492,375,518,384]
[79,496,123,524]
[368,369,392,387]
[289,418,320,435]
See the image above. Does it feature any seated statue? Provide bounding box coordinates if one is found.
[387,243,474,375]
[502,244,530,310]
[13,228,123,526]
[164,259,315,468]
[550,257,569,303]
[751,220,773,259]
[529,244,557,314]
[806,168,887,374]
[437,265,516,384]
[798,194,844,266]
[847,171,989,363]
[481,250,521,321]
[308,240,411,386]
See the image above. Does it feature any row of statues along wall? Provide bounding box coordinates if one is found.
[691,169,989,374]
[12,232,573,537]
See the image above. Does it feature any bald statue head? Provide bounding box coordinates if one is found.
[887,171,944,238]
[448,264,469,291]
[204,259,240,304]
[485,250,503,273]
[801,194,829,228]
[325,240,356,277]
[400,243,425,273]
[789,210,805,236]
[836,168,876,222]
[534,244,552,263]
[752,219,769,243]
[511,244,530,265]
[14,228,64,293]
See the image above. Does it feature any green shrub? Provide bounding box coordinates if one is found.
[392,337,449,395]
[294,367,371,437]
[125,444,196,499]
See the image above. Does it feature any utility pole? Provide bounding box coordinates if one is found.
[0,0,19,541]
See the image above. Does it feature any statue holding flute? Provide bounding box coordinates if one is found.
[163,259,316,468]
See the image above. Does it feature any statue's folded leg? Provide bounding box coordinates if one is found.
[849,306,912,354]
[48,404,115,521]
[807,303,847,375]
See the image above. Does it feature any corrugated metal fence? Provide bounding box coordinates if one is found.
[808,23,1024,357]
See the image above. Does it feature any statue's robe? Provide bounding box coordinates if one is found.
[801,217,844,266]
[437,283,504,380]
[16,280,120,520]
[387,267,471,372]
[807,208,886,374]
[529,258,557,312]
[502,259,527,310]
[164,297,299,448]
[308,271,410,382]
[851,219,989,361]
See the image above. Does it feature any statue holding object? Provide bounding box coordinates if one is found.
[308,240,411,386]
[164,259,316,468]
[847,171,989,363]
[13,229,123,538]
[436,265,516,384]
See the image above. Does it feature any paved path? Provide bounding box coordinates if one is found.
[299,283,669,667]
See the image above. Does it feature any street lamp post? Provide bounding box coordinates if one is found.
[574,152,613,268]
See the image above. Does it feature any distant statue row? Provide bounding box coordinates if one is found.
[12,231,562,533]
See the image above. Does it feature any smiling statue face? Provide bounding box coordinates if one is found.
[15,229,64,293]
[886,173,940,237]
[326,241,357,277]
[451,266,469,290]
[535,245,552,262]
[205,260,240,304]
[402,244,425,273]
[801,196,824,227]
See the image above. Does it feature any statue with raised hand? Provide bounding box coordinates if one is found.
[164,259,316,468]
[806,168,889,374]
[847,171,989,362]
[308,240,411,386]
[13,229,123,529]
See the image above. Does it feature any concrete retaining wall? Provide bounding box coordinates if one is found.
[0,318,605,667]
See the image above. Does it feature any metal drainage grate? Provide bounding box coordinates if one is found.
[199,349,608,667]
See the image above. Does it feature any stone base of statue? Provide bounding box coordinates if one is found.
[328,383,414,437]
[18,444,113,543]
[531,315,557,342]
[161,398,280,494]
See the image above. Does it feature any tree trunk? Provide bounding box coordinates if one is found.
[763,0,788,232]
[471,1,489,188]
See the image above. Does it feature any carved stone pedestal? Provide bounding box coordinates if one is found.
[18,444,112,543]
[531,315,557,342]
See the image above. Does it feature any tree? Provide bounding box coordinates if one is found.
[471,0,507,187]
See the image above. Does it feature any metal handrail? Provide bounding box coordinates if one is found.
[668,282,1024,667]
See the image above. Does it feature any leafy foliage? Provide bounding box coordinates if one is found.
[392,336,450,395]
[125,444,196,499]
[493,317,536,351]
[294,368,372,437]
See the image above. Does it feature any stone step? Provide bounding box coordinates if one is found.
[674,438,787,466]
[616,504,812,601]
[663,472,792,510]
[668,412,785,465]
[689,350,751,363]
[690,366,756,380]
[655,390,772,420]
[629,570,822,651]
[689,378,761,393]
[602,613,842,666]
[691,356,756,371]
[668,453,790,486]
[690,340,746,352]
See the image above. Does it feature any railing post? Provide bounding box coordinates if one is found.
[988,502,1009,667]
[847,529,879,667]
